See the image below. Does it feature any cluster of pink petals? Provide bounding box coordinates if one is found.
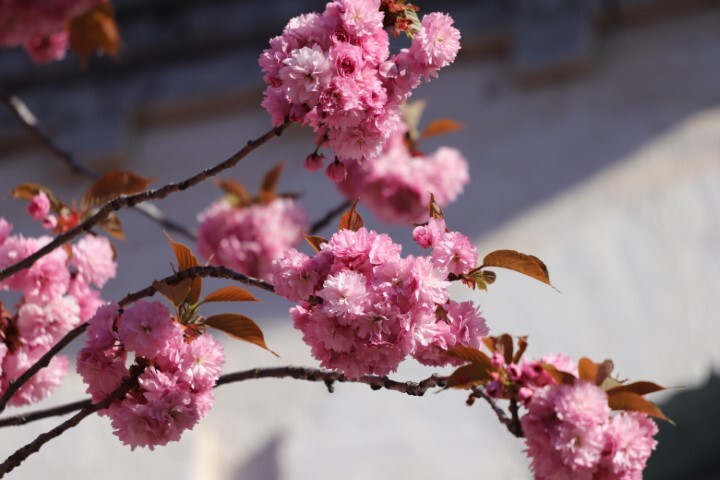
[0,214,116,407]
[259,0,461,173]
[0,0,104,63]
[521,380,658,480]
[272,218,487,378]
[338,125,469,224]
[197,198,308,281]
[77,301,225,450]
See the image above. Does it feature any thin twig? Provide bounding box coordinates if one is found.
[0,92,197,241]
[309,199,352,235]
[0,369,141,478]
[0,368,447,428]
[0,119,292,283]
[0,265,274,413]
[0,400,92,427]
[468,387,523,437]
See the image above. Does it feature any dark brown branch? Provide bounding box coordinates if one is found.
[0,91,197,241]
[468,387,523,438]
[0,119,292,282]
[0,369,141,478]
[216,367,447,396]
[0,400,92,428]
[508,397,523,437]
[309,199,352,235]
[0,368,447,428]
[0,265,274,413]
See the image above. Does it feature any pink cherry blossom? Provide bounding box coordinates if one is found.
[72,234,117,288]
[26,192,51,221]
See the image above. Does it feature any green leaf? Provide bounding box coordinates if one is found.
[608,392,675,425]
[399,100,426,142]
[202,286,259,303]
[481,250,553,287]
[204,313,278,356]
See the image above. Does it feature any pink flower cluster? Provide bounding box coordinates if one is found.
[271,217,487,378]
[522,381,658,480]
[197,198,308,281]
[338,125,469,224]
[0,213,116,406]
[259,0,461,172]
[0,0,104,63]
[484,352,658,479]
[77,301,225,450]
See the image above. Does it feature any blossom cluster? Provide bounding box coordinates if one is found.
[259,0,461,174]
[77,301,225,450]
[338,124,469,224]
[272,217,487,378]
[522,381,658,480]
[485,352,659,479]
[197,197,308,281]
[0,204,116,406]
[0,0,104,63]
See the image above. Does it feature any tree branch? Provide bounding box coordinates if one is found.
[0,91,197,241]
[0,368,448,429]
[468,387,523,438]
[0,265,274,413]
[0,119,292,282]
[0,369,141,478]
[309,199,352,235]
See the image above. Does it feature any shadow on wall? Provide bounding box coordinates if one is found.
[231,434,281,480]
[646,373,720,480]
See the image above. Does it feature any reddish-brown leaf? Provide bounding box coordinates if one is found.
[166,235,202,305]
[99,213,125,240]
[497,334,514,365]
[597,359,615,386]
[445,364,493,389]
[259,162,285,204]
[202,286,259,303]
[446,346,493,369]
[153,279,191,307]
[482,250,552,286]
[304,234,328,252]
[428,193,444,220]
[215,179,251,206]
[513,336,529,364]
[606,381,667,396]
[421,118,464,139]
[204,313,278,356]
[82,171,154,210]
[578,357,599,383]
[338,200,364,231]
[12,183,65,212]
[607,392,674,424]
[541,363,576,385]
[69,3,120,63]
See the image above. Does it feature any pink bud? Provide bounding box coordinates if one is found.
[27,192,51,221]
[305,152,325,172]
[325,159,347,183]
[42,215,58,230]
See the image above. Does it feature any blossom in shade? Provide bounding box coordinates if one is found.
[197,198,307,281]
[338,126,469,225]
[72,235,117,288]
[0,0,105,63]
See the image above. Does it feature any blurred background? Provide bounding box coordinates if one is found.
[1,0,719,478]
